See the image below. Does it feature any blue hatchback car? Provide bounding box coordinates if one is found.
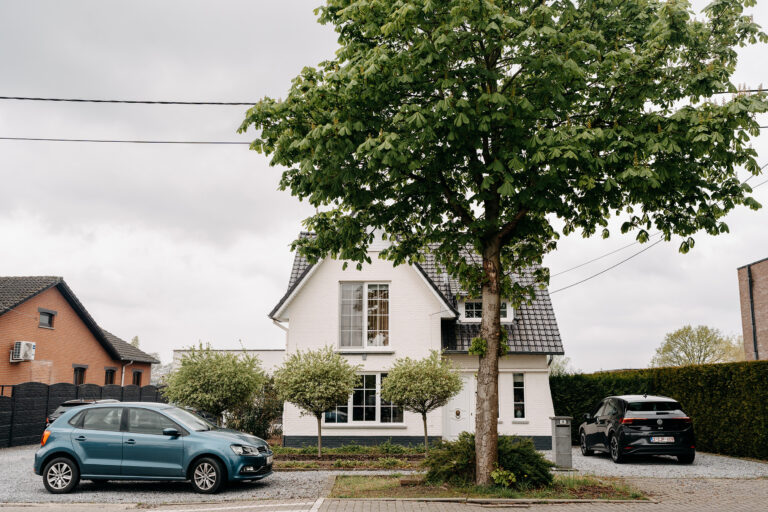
[34,402,273,494]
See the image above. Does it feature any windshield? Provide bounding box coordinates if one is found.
[164,407,218,431]
[626,401,681,412]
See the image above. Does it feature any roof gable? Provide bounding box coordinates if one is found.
[270,233,564,355]
[0,276,159,364]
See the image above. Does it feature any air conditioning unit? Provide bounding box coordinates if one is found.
[10,341,36,362]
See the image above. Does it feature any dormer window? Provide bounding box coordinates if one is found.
[462,300,508,321]
[340,282,390,348]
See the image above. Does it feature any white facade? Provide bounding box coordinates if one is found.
[172,348,286,375]
[273,248,561,448]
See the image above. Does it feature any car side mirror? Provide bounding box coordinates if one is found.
[583,413,592,421]
[163,428,180,437]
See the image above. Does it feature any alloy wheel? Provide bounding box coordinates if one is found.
[46,462,72,490]
[194,462,217,491]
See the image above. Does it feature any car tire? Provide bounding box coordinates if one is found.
[580,432,594,456]
[190,457,225,494]
[42,457,80,494]
[609,434,624,464]
[677,452,695,464]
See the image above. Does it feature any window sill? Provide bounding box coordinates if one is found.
[38,326,54,330]
[336,350,395,355]
[509,419,529,424]
[323,424,408,429]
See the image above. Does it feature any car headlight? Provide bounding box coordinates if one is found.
[231,444,260,455]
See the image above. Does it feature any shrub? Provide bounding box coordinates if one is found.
[550,361,768,460]
[379,438,408,454]
[227,377,283,439]
[377,457,402,468]
[424,432,553,489]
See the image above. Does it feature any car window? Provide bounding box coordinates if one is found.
[593,401,607,417]
[603,400,619,417]
[81,407,122,432]
[164,407,217,432]
[68,410,86,427]
[128,408,178,435]
[626,401,682,412]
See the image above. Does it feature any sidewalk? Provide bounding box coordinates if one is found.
[1,478,766,512]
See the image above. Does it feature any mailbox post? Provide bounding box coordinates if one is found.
[550,416,573,468]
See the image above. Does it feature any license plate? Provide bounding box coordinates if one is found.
[650,436,675,443]
[266,455,273,464]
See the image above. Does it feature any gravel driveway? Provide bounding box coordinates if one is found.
[543,447,768,478]
[0,446,335,504]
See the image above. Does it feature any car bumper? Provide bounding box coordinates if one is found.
[228,454,273,481]
[620,429,695,455]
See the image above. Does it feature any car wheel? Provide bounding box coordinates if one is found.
[190,457,224,494]
[609,434,624,464]
[677,452,695,464]
[42,457,80,494]
[580,432,594,456]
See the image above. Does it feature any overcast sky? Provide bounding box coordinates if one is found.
[1,1,766,372]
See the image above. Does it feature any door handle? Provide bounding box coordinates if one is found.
[74,436,86,442]
[124,439,136,445]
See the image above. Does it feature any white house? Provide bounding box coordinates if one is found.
[269,232,564,449]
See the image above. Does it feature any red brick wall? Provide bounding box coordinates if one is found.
[0,287,151,385]
[738,258,768,361]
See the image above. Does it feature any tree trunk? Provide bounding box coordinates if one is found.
[475,241,502,485]
[422,412,429,454]
[316,415,322,458]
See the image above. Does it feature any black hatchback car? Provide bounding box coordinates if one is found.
[579,395,695,464]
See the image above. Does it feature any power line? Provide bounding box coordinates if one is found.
[550,232,662,278]
[0,136,250,145]
[0,96,256,106]
[549,239,664,295]
[0,88,765,106]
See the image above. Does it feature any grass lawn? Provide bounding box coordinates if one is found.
[329,474,647,500]
[275,458,415,470]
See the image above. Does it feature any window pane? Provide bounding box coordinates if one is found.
[128,408,176,435]
[366,284,389,347]
[340,283,363,347]
[512,373,525,418]
[82,407,122,432]
[500,303,508,318]
[352,407,363,421]
[465,301,482,318]
[364,406,376,421]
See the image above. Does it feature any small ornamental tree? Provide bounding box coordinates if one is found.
[163,343,266,422]
[381,351,463,452]
[273,347,359,456]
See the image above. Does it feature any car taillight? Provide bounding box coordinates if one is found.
[621,417,647,424]
[41,430,51,447]
[681,417,692,423]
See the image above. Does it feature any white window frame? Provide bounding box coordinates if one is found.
[512,372,525,419]
[459,300,510,322]
[323,373,404,425]
[338,281,390,350]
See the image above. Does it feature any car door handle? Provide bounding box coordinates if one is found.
[74,435,86,442]
[124,439,136,445]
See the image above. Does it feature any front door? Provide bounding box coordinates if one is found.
[445,374,474,440]
[70,407,124,476]
[121,408,185,477]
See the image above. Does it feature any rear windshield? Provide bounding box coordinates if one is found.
[626,401,681,412]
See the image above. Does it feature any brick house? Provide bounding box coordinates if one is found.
[738,257,768,360]
[0,276,158,387]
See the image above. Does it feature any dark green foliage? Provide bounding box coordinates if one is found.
[425,432,553,488]
[227,377,283,440]
[550,361,768,460]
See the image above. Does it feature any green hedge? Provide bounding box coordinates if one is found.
[549,361,768,460]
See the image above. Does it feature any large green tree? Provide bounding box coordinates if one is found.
[651,325,744,367]
[241,0,766,484]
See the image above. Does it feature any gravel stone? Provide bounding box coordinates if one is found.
[542,447,768,479]
[0,446,395,504]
